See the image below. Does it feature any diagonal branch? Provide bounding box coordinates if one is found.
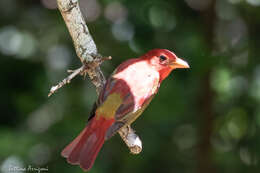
[48,66,84,97]
[53,0,142,154]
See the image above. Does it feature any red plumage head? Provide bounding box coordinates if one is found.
[142,49,190,81]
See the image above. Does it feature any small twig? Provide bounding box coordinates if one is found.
[48,65,85,97]
[48,56,112,97]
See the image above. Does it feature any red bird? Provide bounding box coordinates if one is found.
[61,49,189,171]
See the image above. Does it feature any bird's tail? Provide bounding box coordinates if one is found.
[61,116,114,171]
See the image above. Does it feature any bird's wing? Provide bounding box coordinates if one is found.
[104,69,159,139]
[88,59,160,139]
[104,78,158,140]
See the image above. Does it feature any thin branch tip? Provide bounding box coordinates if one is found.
[103,56,112,61]
[48,65,84,97]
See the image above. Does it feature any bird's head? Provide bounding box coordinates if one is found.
[143,49,190,81]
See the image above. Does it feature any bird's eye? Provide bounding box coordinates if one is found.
[159,55,167,61]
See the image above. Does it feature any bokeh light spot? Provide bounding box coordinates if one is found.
[0,26,22,56]
[112,20,134,41]
[148,5,176,32]
[227,108,248,139]
[28,143,51,165]
[0,26,37,59]
[105,2,128,23]
[0,156,24,173]
[173,124,197,150]
[80,0,101,22]
[246,0,260,6]
[216,0,238,20]
[240,147,258,165]
[46,45,71,71]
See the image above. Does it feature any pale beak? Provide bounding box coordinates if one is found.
[171,57,190,69]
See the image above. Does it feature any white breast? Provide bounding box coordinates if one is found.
[114,61,160,110]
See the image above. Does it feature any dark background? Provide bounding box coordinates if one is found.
[1,0,260,173]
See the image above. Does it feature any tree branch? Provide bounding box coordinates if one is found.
[48,66,84,97]
[53,0,142,154]
[118,125,142,154]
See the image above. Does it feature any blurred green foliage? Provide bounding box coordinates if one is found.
[1,0,260,173]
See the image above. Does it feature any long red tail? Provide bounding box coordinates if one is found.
[61,116,114,171]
